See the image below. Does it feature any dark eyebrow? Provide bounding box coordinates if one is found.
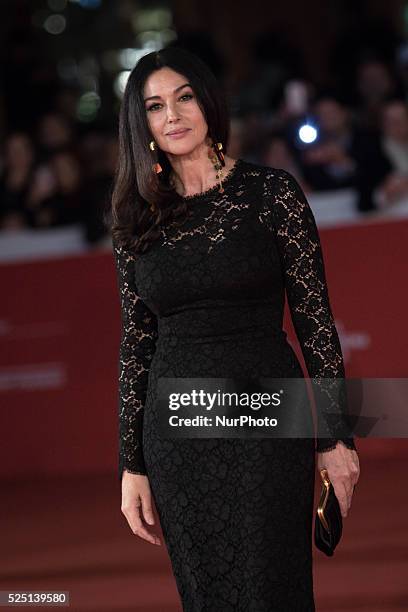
[144,82,192,103]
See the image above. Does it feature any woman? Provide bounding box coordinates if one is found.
[108,47,360,611]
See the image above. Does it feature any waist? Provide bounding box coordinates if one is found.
[157,299,285,342]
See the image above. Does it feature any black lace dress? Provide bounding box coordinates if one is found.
[113,158,356,612]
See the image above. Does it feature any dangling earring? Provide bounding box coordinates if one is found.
[208,140,225,193]
[149,140,162,174]
[148,140,159,213]
[216,142,225,163]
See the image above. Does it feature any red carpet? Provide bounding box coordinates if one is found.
[1,440,408,611]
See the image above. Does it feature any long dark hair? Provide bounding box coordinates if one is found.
[105,46,230,254]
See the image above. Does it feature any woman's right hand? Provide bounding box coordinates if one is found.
[121,471,162,545]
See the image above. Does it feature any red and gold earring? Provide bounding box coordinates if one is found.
[208,140,225,193]
[149,140,160,212]
[149,140,162,174]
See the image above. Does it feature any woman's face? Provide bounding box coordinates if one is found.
[143,67,209,157]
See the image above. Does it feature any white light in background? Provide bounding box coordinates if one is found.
[112,7,176,98]
[119,46,157,70]
[119,49,144,70]
[137,30,173,49]
[298,124,318,144]
[160,28,177,44]
[133,8,172,31]
[44,14,67,34]
[77,56,100,91]
[114,71,131,98]
[77,91,101,122]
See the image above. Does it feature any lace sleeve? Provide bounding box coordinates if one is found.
[112,238,158,480]
[261,168,356,453]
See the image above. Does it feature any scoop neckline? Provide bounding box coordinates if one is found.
[180,157,243,201]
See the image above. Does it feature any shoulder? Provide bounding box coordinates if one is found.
[241,161,308,228]
[238,159,301,199]
[237,158,280,184]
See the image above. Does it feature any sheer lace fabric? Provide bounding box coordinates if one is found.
[113,160,355,478]
[112,159,356,611]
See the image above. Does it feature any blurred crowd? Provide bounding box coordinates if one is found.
[2,55,408,244]
[0,112,118,244]
[231,55,408,215]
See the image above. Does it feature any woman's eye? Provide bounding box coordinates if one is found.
[146,94,193,112]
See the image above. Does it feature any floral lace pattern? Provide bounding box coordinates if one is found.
[112,241,158,478]
[259,168,356,453]
[112,159,356,610]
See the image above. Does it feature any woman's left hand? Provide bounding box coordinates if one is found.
[317,441,360,517]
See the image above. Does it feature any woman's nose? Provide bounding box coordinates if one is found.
[166,101,180,122]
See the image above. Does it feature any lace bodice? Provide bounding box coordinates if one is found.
[112,159,356,478]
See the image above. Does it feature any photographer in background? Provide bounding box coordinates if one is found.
[295,93,392,212]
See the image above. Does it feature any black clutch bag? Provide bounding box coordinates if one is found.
[314,468,343,556]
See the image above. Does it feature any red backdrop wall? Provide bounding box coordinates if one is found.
[1,218,407,479]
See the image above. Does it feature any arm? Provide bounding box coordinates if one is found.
[112,238,158,480]
[261,168,356,452]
